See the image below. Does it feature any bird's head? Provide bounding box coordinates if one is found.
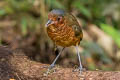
[45,9,65,27]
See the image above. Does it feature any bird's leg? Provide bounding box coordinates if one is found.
[44,47,65,76]
[41,46,59,69]
[75,45,83,74]
[48,47,65,70]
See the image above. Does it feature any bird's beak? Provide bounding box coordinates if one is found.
[45,20,54,27]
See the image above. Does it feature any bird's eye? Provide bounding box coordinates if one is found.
[57,17,61,21]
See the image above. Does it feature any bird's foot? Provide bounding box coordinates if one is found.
[48,64,55,70]
[43,64,56,76]
[40,65,49,68]
[73,67,86,75]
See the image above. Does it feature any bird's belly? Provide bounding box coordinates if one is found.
[47,26,79,47]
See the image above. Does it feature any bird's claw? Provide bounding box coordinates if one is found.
[48,64,55,70]
[73,67,86,74]
[41,65,49,68]
[73,67,82,72]
[43,64,56,76]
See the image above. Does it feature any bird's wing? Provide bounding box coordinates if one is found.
[64,13,83,41]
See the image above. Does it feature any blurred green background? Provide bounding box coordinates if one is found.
[0,0,120,71]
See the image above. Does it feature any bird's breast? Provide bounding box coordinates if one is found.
[47,25,80,47]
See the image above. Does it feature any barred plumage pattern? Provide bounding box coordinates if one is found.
[47,10,83,47]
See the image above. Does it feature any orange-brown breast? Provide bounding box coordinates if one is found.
[47,24,80,47]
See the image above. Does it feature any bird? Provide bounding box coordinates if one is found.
[45,9,83,73]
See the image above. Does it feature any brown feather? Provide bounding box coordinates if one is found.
[46,10,83,47]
